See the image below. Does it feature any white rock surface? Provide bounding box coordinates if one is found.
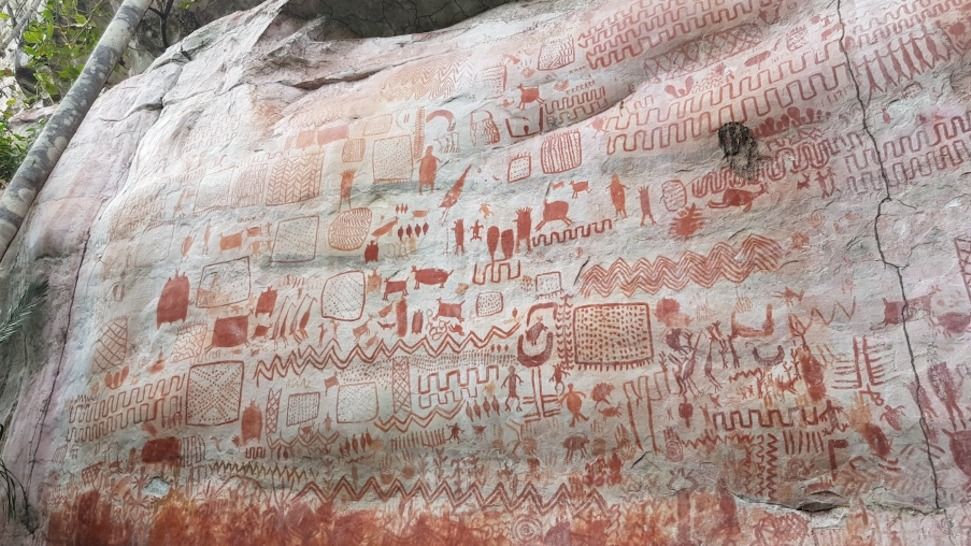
[1,0,971,543]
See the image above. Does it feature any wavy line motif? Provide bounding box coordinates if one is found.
[577,0,765,69]
[530,218,613,247]
[579,235,784,297]
[851,0,960,45]
[373,404,465,433]
[208,461,319,484]
[254,324,520,382]
[294,476,611,515]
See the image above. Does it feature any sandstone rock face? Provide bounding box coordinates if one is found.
[1,0,971,543]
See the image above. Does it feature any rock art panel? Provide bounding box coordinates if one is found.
[2,0,971,544]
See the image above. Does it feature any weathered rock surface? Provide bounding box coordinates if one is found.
[1,0,971,543]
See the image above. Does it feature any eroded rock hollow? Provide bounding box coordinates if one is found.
[2,0,971,543]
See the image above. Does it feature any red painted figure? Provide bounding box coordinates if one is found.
[418,146,439,194]
[501,365,523,411]
[608,174,628,218]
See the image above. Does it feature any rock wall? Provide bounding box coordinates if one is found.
[1,0,971,543]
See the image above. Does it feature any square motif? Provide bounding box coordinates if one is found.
[187,361,244,426]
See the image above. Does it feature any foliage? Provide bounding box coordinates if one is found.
[0,424,36,531]
[0,281,47,531]
[0,92,38,187]
[19,0,110,103]
[0,281,48,345]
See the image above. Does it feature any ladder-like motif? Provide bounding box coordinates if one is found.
[955,237,971,304]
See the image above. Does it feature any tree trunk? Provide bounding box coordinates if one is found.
[0,0,153,262]
[0,0,45,52]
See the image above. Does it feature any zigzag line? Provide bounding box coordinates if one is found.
[580,235,783,297]
[577,0,766,68]
[68,374,186,423]
[643,23,762,79]
[254,324,520,382]
[765,433,779,498]
[806,299,857,327]
[848,138,971,193]
[851,0,961,45]
[265,430,340,451]
[373,404,465,433]
[603,40,845,131]
[679,429,727,450]
[750,434,770,497]
[208,461,318,483]
[294,477,610,516]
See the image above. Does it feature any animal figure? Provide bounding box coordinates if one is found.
[638,186,656,225]
[435,299,464,322]
[562,435,589,463]
[707,183,767,212]
[525,318,549,344]
[453,219,465,255]
[877,286,939,328]
[219,231,243,251]
[570,180,590,198]
[440,165,471,218]
[535,200,573,231]
[383,279,408,300]
[352,319,371,341]
[515,208,532,253]
[935,311,971,338]
[517,84,545,109]
[363,240,379,263]
[412,267,452,289]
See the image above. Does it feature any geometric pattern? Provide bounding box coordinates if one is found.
[327,208,372,251]
[286,392,320,426]
[92,318,127,372]
[186,361,244,426]
[336,382,378,423]
[266,153,322,206]
[265,389,281,436]
[540,130,582,174]
[573,303,653,369]
[372,135,413,183]
[534,272,562,296]
[508,153,531,183]
[538,38,575,71]
[579,235,785,297]
[194,166,234,212]
[197,257,251,308]
[230,160,267,207]
[320,270,365,321]
[475,291,503,317]
[391,358,411,415]
[170,323,207,362]
[271,216,319,263]
[956,237,971,304]
[342,139,366,163]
